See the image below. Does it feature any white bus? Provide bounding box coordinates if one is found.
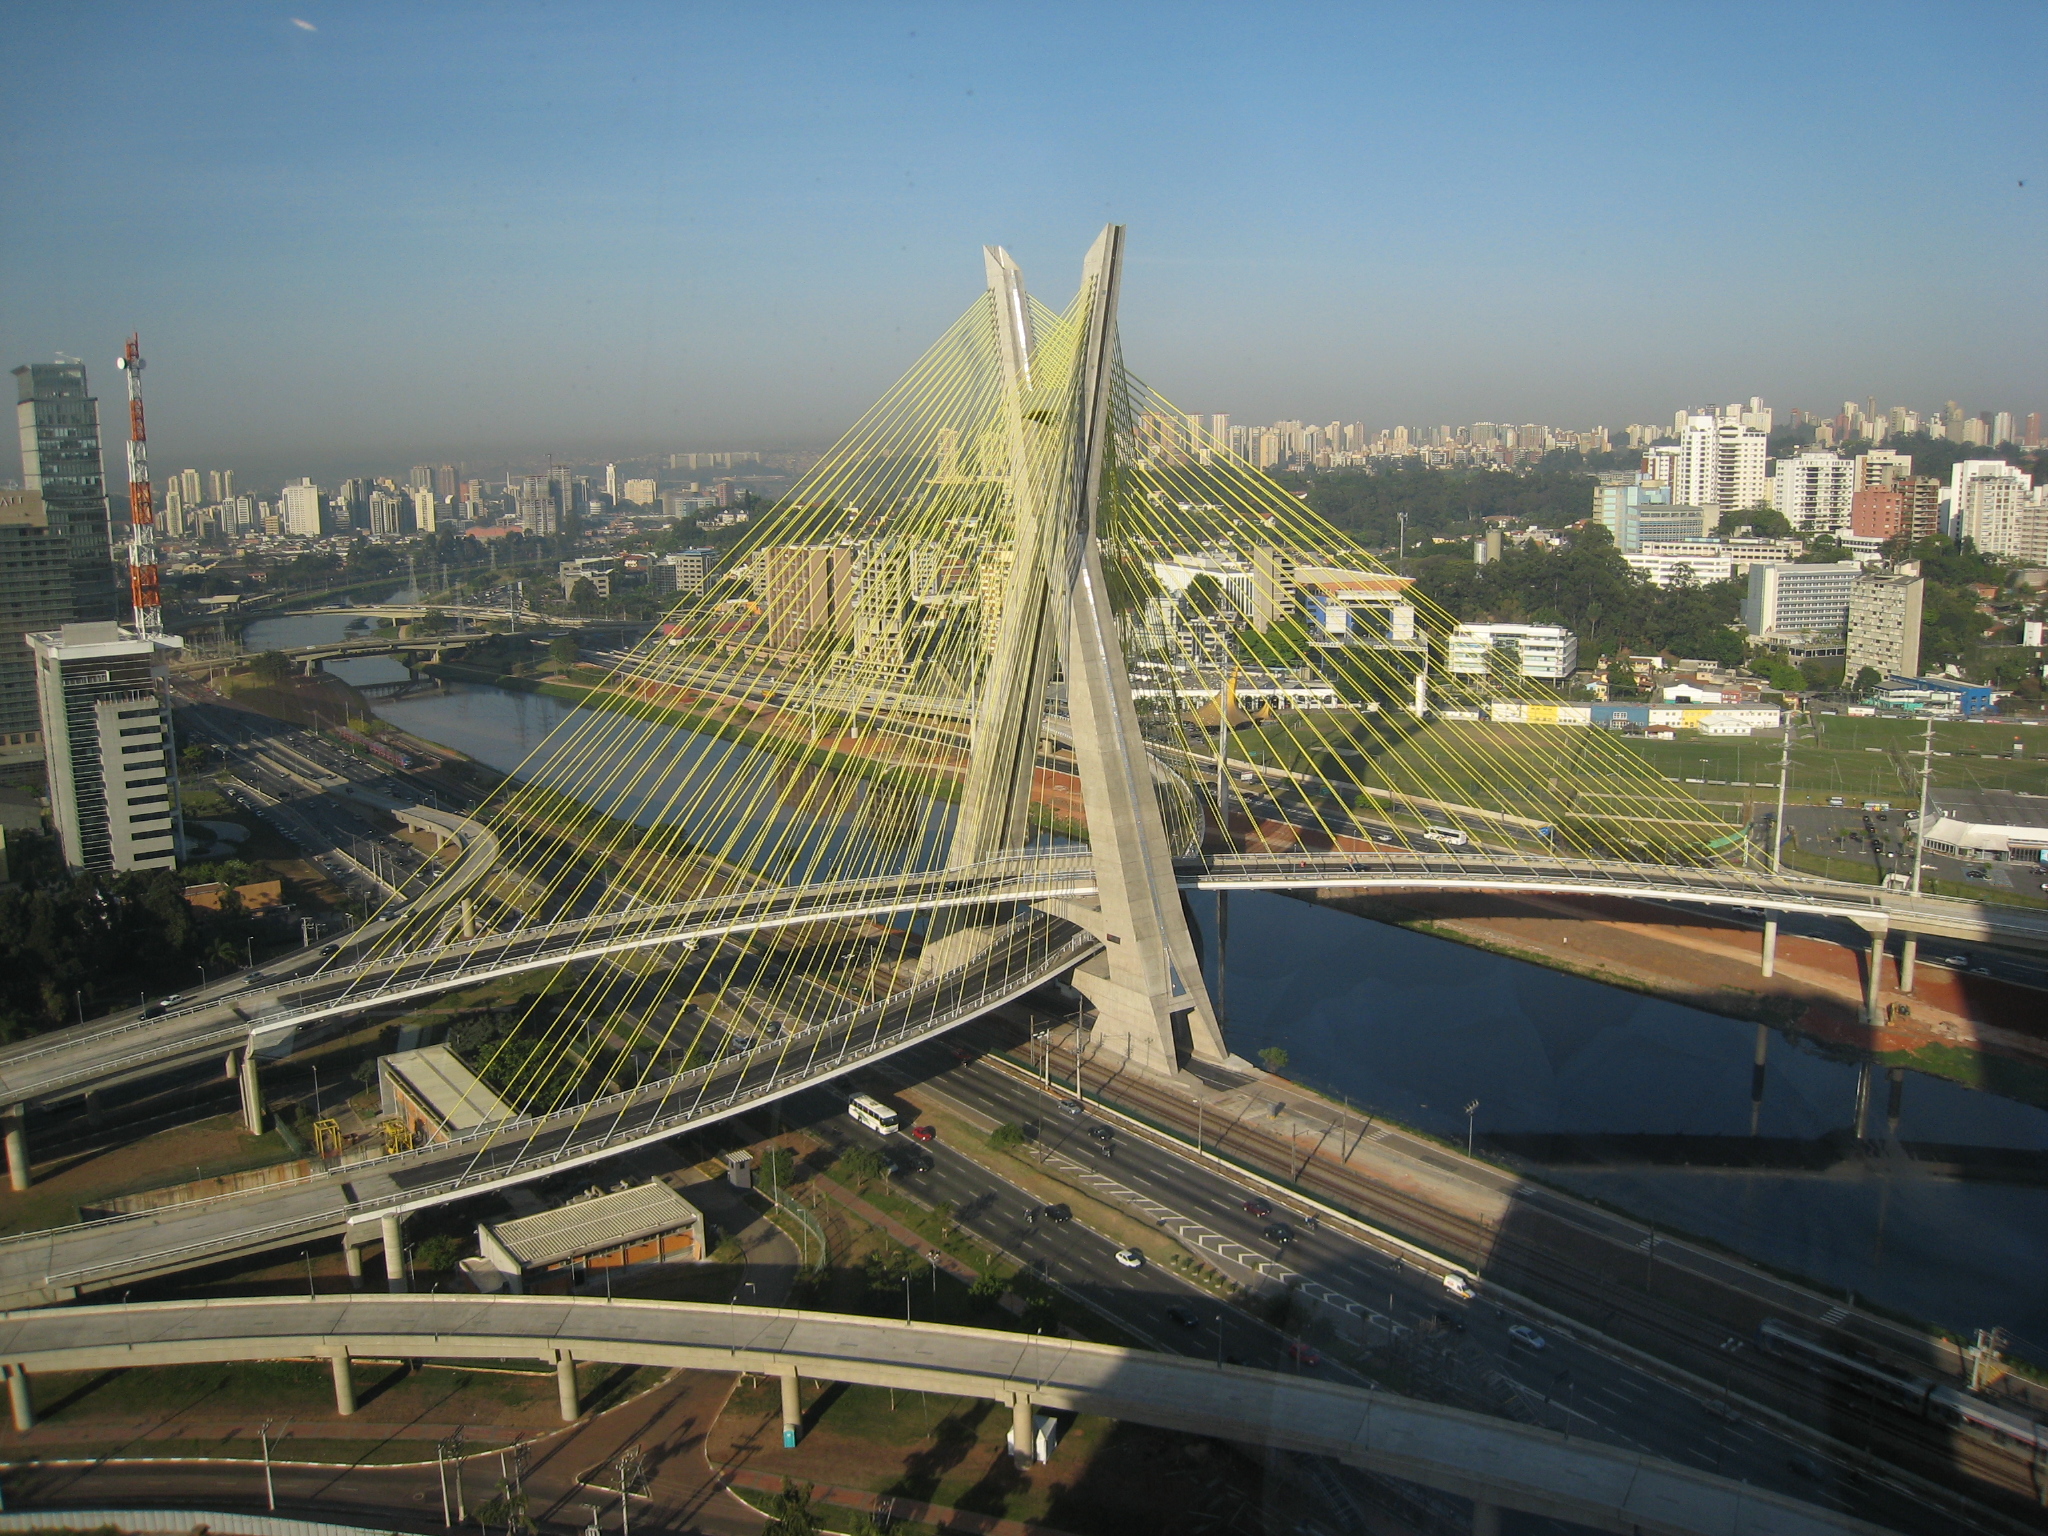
[848,1094,900,1135]
[1422,824,1469,848]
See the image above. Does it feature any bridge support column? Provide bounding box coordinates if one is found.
[1469,1499,1500,1536]
[381,1212,407,1292]
[1749,1023,1769,1136]
[459,898,476,941]
[329,1347,356,1416]
[5,1365,30,1431]
[1852,1061,1873,1140]
[1010,1393,1036,1465]
[1759,918,1777,978]
[3,1105,28,1192]
[1862,929,1885,1028]
[343,1240,364,1289]
[1899,935,1917,994]
[234,1048,263,1135]
[779,1366,801,1448]
[555,1350,579,1421]
[84,1089,103,1131]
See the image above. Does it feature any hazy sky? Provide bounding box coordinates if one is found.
[4,2,2043,488]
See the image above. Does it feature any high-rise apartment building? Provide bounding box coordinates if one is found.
[408,465,434,493]
[176,468,202,508]
[28,621,182,871]
[1854,449,1911,490]
[1950,460,2037,555]
[281,478,325,537]
[1845,569,1924,681]
[1849,487,1904,539]
[410,487,437,534]
[757,544,851,651]
[434,464,457,502]
[1774,451,1858,534]
[1675,413,1767,525]
[654,548,717,596]
[0,490,77,763]
[13,361,122,624]
[206,469,235,504]
[368,488,404,535]
[1742,561,1861,637]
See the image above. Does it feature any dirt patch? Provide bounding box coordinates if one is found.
[0,1114,293,1239]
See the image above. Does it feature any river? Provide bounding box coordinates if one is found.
[312,667,2048,1355]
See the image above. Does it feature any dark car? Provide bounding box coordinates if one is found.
[1430,1310,1467,1334]
[141,1003,165,1019]
[1263,1223,1295,1246]
[1166,1305,1201,1330]
[885,1150,932,1178]
[321,943,340,956]
[1088,1125,1115,1143]
[1040,1202,1072,1224]
[1242,1196,1273,1218]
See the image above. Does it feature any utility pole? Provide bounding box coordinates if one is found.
[1911,713,1934,897]
[1772,704,1794,875]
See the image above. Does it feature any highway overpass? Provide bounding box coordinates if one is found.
[0,1294,1896,1536]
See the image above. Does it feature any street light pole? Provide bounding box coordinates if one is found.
[1465,1099,1479,1157]
[1911,713,1934,897]
[1772,706,1794,875]
[260,1418,276,1510]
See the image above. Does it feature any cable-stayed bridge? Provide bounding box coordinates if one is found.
[3,227,2041,1308]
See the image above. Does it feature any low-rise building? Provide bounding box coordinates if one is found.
[1916,790,2048,865]
[1875,675,1995,716]
[1487,699,1782,734]
[377,1045,518,1146]
[1448,622,1578,680]
[471,1180,706,1293]
[653,548,719,596]
[1741,561,1861,638]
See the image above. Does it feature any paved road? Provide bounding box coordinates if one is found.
[840,1040,2028,1536]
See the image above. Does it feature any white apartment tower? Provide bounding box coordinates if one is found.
[280,478,325,537]
[1774,451,1859,534]
[1675,413,1768,525]
[28,621,184,871]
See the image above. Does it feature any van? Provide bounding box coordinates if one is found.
[1423,825,1469,848]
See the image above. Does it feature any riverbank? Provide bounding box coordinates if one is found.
[1313,887,2048,1108]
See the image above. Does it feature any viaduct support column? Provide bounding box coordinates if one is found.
[1470,1500,1501,1536]
[329,1347,356,1416]
[1759,919,1777,979]
[1862,925,1887,1028]
[779,1366,802,1448]
[1899,935,1917,994]
[3,1105,28,1193]
[343,1240,365,1290]
[1011,1394,1036,1465]
[555,1351,579,1421]
[235,1047,263,1135]
[6,1365,31,1432]
[380,1212,407,1292]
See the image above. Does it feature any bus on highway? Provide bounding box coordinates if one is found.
[848,1093,900,1135]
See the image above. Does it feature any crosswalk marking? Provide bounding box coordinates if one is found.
[1819,1305,1848,1326]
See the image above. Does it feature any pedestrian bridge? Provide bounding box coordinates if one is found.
[0,1295,1893,1536]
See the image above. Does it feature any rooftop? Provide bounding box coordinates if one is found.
[485,1180,702,1268]
[383,1045,517,1133]
[1929,790,2048,832]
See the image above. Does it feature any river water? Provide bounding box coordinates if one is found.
[286,663,2048,1354]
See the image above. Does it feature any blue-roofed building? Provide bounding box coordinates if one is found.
[1878,675,1996,715]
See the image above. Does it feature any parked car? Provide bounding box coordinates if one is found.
[1114,1247,1144,1269]
[1508,1325,1548,1351]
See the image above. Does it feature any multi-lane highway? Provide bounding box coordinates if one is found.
[819,1037,2042,1536]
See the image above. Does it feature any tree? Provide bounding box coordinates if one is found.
[837,1144,885,1190]
[1258,1046,1289,1074]
[248,650,294,686]
[1853,666,1884,695]
[568,577,600,612]
[1606,661,1642,699]
[1733,505,1792,539]
[759,1480,822,1536]
[987,1122,1025,1151]
[548,635,579,666]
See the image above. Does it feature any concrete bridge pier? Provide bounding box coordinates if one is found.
[343,1239,365,1289]
[329,1346,356,1415]
[1010,1392,1036,1465]
[233,1047,264,1135]
[3,1104,28,1192]
[1749,1022,1769,1136]
[1859,921,1888,1028]
[6,1364,31,1431]
[1470,1500,1501,1536]
[779,1365,802,1448]
[381,1212,407,1292]
[555,1350,580,1421]
[1899,934,1917,993]
[1759,918,1777,978]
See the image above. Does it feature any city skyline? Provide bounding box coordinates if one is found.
[2,2,2041,485]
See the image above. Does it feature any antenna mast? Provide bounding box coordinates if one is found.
[115,334,163,637]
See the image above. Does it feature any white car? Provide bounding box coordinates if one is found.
[1442,1273,1474,1299]
[1509,1325,1548,1351]
[1113,1247,1144,1269]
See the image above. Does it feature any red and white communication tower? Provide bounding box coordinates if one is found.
[115,334,163,637]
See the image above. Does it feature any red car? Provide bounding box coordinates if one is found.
[910,1124,936,1142]
[1286,1342,1321,1367]
[1242,1196,1272,1218]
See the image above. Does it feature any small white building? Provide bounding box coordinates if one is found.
[1448,623,1578,680]
[472,1180,707,1293]
[1916,791,2048,865]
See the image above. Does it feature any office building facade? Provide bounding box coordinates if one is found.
[1742,561,1861,637]
[1774,451,1858,534]
[757,544,852,651]
[13,362,122,623]
[1845,570,1924,681]
[28,621,183,871]
[0,490,77,763]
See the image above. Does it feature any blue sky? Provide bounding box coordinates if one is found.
[4,2,2042,486]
